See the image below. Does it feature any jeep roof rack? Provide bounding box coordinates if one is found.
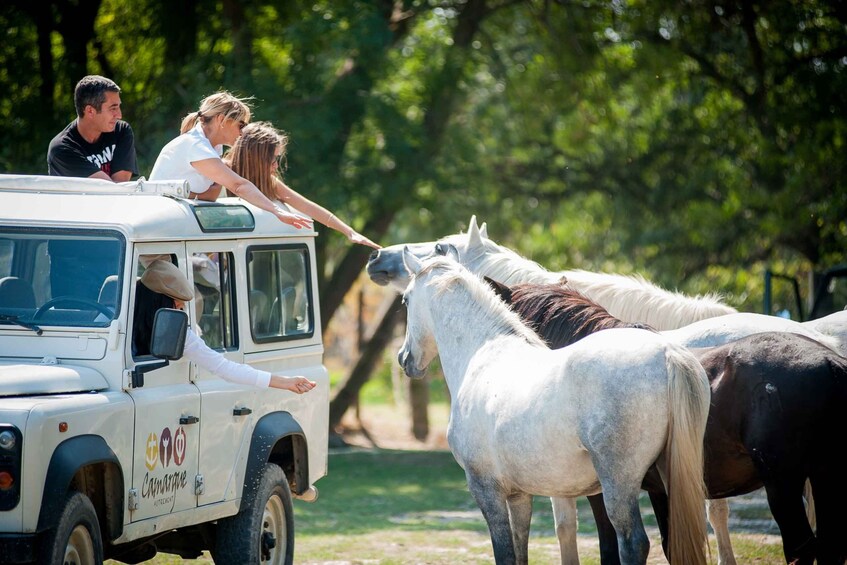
[0,174,189,198]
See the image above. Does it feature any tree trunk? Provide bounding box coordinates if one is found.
[54,0,103,90]
[222,0,253,87]
[33,8,54,119]
[328,295,404,430]
[327,0,495,437]
[159,0,198,67]
[320,209,397,332]
[408,372,429,441]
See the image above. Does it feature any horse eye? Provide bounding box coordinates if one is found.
[435,243,446,255]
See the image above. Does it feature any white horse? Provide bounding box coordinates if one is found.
[368,216,738,331]
[367,216,846,564]
[398,250,711,565]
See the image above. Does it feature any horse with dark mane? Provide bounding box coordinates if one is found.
[487,277,847,565]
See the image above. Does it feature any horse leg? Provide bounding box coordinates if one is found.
[551,497,581,565]
[603,489,649,564]
[507,492,533,565]
[465,475,517,564]
[808,464,847,565]
[647,490,670,561]
[761,475,816,565]
[706,498,737,565]
[586,493,622,565]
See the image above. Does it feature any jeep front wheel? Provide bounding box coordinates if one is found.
[215,462,294,565]
[38,491,103,565]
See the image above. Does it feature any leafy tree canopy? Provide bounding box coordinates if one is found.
[1,0,844,316]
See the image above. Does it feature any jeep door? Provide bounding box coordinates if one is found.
[186,242,256,506]
[126,247,201,521]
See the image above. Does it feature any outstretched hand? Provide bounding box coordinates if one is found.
[269,375,317,394]
[349,231,381,249]
[275,209,313,230]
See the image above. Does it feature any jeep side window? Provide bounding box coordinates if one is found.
[191,252,237,350]
[0,240,11,277]
[132,254,179,358]
[247,245,313,341]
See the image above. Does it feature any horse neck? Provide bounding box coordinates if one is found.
[424,277,534,391]
[561,270,737,330]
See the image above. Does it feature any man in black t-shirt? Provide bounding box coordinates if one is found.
[47,75,138,182]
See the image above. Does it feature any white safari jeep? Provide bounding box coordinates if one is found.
[0,174,329,564]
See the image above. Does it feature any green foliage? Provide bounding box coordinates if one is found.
[1,0,844,315]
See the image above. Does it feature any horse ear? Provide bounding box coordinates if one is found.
[402,246,423,275]
[479,221,488,239]
[484,276,513,304]
[467,216,483,249]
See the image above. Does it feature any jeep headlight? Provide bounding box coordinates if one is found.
[0,430,15,450]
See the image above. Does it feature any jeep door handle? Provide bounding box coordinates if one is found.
[179,415,200,425]
[233,407,252,416]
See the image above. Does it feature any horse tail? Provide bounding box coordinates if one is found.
[804,480,816,532]
[664,345,710,565]
[806,352,847,531]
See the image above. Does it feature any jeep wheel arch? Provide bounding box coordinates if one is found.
[241,412,309,513]
[37,435,124,542]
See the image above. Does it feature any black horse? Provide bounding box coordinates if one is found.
[487,277,847,565]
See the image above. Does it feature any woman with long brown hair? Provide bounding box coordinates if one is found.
[227,121,379,249]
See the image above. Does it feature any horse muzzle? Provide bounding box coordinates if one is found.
[398,348,426,379]
[366,250,391,286]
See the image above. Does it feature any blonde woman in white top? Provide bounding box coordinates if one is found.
[150,92,311,230]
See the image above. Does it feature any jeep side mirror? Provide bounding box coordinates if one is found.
[131,308,188,388]
[151,308,188,360]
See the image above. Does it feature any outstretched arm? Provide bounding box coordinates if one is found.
[273,177,381,249]
[191,158,313,229]
[183,329,314,393]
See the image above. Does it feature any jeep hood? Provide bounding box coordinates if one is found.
[0,362,109,396]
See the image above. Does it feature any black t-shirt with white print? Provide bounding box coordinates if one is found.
[47,119,138,179]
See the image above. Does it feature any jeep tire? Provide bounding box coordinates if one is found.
[214,462,294,565]
[38,491,104,565]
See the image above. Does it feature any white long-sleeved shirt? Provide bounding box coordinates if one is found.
[183,329,271,388]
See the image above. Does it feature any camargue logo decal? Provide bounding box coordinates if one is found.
[141,426,190,511]
[144,432,159,471]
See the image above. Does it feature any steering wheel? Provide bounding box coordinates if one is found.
[33,297,114,320]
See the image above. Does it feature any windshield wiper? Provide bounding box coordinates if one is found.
[0,314,43,336]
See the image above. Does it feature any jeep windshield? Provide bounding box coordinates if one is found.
[0,228,124,329]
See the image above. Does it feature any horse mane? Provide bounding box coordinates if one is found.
[507,282,652,349]
[562,270,737,330]
[455,236,556,286]
[455,232,737,330]
[416,257,546,347]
